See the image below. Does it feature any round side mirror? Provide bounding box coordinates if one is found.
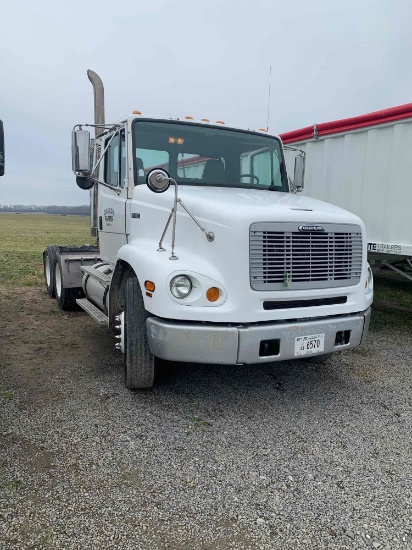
[146,169,171,193]
[76,175,95,190]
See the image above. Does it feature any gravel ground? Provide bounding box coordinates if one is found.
[0,288,411,549]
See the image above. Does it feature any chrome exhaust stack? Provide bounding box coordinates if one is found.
[87,70,105,237]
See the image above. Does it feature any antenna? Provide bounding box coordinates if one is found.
[266,65,272,132]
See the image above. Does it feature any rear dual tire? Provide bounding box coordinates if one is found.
[54,258,79,311]
[43,245,59,297]
[43,246,82,310]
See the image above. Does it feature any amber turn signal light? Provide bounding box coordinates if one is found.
[145,281,155,292]
[206,287,220,302]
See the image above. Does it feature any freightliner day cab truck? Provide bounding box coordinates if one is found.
[43,71,373,389]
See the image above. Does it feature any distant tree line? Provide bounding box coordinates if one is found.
[0,204,90,215]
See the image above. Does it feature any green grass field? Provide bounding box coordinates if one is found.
[0,212,411,328]
[0,213,93,286]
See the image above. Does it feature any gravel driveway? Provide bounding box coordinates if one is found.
[1,287,411,549]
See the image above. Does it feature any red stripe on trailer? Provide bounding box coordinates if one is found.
[280,125,314,143]
[280,102,412,143]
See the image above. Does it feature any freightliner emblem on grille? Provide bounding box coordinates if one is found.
[298,225,325,232]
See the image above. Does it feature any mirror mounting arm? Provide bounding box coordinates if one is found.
[178,199,215,241]
[147,169,214,260]
[288,177,303,194]
[90,129,118,176]
[75,174,122,195]
[92,178,122,195]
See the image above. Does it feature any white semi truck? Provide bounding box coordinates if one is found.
[281,103,412,281]
[43,71,373,389]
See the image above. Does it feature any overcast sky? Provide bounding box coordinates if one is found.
[1,0,411,205]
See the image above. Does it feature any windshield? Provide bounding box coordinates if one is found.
[132,120,289,192]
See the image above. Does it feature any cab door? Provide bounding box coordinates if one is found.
[98,129,128,263]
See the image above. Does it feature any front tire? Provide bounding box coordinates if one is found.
[124,277,159,389]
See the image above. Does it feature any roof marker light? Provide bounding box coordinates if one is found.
[185,115,194,120]
[132,110,142,114]
[259,128,268,132]
[201,118,210,122]
[216,120,225,124]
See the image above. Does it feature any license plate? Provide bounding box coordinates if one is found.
[294,333,325,356]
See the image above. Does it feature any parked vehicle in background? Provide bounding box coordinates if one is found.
[43,70,373,389]
[281,103,412,281]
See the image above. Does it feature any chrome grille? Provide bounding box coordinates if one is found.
[250,222,363,290]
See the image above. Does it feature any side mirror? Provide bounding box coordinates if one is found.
[293,154,305,190]
[146,168,171,193]
[0,120,4,177]
[76,175,95,190]
[72,129,91,173]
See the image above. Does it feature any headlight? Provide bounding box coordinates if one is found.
[170,275,192,299]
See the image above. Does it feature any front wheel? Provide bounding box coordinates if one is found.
[123,277,162,389]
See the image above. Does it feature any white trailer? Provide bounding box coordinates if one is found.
[281,103,412,280]
[43,70,373,389]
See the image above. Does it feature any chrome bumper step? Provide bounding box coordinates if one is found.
[76,298,108,326]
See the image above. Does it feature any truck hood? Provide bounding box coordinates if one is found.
[126,184,369,324]
[173,186,363,228]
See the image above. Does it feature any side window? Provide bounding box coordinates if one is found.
[135,148,169,185]
[249,148,282,187]
[104,133,120,186]
[252,150,272,185]
[270,152,282,188]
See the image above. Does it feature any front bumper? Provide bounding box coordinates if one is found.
[147,308,371,364]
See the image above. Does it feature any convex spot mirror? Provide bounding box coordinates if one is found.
[293,154,305,190]
[146,168,171,193]
[72,129,91,173]
[76,175,94,190]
